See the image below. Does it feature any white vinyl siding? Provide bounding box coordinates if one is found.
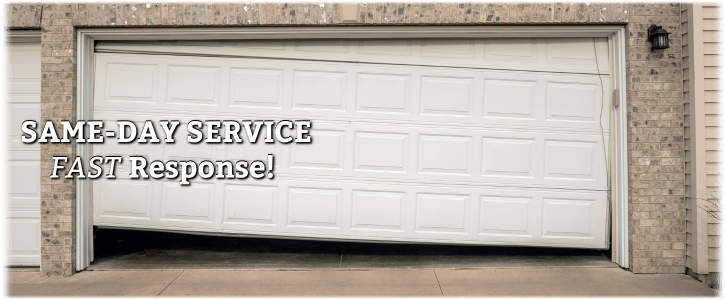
[683,3,721,274]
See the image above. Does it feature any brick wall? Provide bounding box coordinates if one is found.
[5,2,685,276]
[39,4,78,277]
[625,3,686,274]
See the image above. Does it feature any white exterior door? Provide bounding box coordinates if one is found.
[92,38,611,249]
[6,38,42,266]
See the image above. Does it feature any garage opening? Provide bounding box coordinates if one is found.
[88,37,614,268]
[90,228,615,270]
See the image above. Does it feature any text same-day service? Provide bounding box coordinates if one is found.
[21,120,312,185]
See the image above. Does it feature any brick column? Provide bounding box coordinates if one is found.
[626,3,687,274]
[39,4,77,277]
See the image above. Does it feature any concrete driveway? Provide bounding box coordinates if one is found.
[7,267,717,297]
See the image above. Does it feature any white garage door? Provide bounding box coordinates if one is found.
[7,37,42,266]
[92,38,611,249]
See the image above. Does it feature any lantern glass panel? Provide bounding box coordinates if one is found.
[657,35,668,48]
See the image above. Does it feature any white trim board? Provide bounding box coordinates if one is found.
[76,26,629,271]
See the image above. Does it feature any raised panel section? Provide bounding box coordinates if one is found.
[544,140,597,180]
[224,185,277,226]
[479,196,532,236]
[421,39,476,58]
[482,138,535,178]
[290,130,345,170]
[420,76,474,117]
[9,219,40,253]
[230,68,283,108]
[161,182,215,222]
[105,63,157,103]
[9,104,40,147]
[418,135,472,175]
[546,82,599,122]
[99,180,152,219]
[227,140,277,164]
[9,44,41,79]
[287,188,342,229]
[483,80,536,119]
[357,74,410,114]
[485,39,537,60]
[542,198,594,238]
[416,193,468,234]
[10,161,40,200]
[358,39,412,56]
[167,65,220,105]
[547,38,596,62]
[293,71,346,111]
[295,39,349,52]
[165,125,214,161]
[352,190,405,232]
[101,121,152,158]
[354,132,407,173]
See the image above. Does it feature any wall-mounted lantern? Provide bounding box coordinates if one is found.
[648,24,671,51]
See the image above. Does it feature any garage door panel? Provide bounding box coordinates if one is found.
[485,38,538,62]
[230,68,284,109]
[93,38,610,249]
[7,40,41,266]
[94,54,608,132]
[351,190,407,232]
[359,39,413,56]
[223,184,278,226]
[417,134,474,176]
[167,65,222,106]
[481,137,536,178]
[479,195,535,237]
[546,38,609,69]
[422,38,477,59]
[160,181,216,223]
[483,79,537,119]
[96,121,154,159]
[295,39,351,53]
[97,38,609,75]
[104,63,159,104]
[92,177,607,248]
[546,81,603,123]
[415,193,471,235]
[226,141,278,166]
[289,129,346,171]
[544,140,601,181]
[91,116,607,190]
[292,70,348,111]
[96,177,153,220]
[92,172,158,231]
[542,197,598,239]
[287,187,343,229]
[8,218,41,265]
[9,103,41,151]
[165,132,216,162]
[420,76,476,117]
[356,73,411,114]
[353,131,409,173]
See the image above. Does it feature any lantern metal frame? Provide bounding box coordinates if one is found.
[648,24,671,51]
